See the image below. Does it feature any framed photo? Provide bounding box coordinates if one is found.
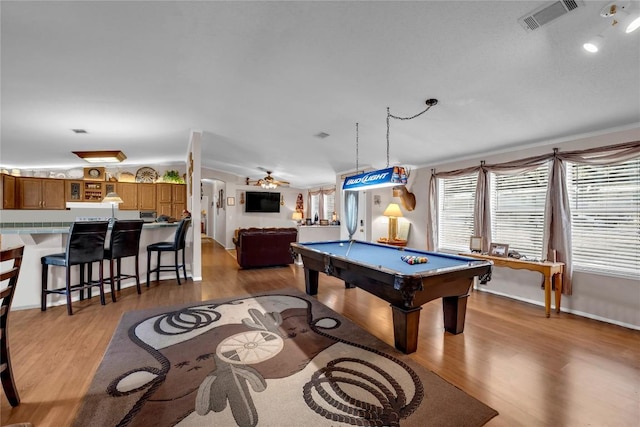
[226,197,235,206]
[470,236,483,252]
[489,242,509,257]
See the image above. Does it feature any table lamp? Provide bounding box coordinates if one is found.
[103,192,124,224]
[292,211,303,225]
[383,203,403,241]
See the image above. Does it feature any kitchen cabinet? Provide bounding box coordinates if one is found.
[83,181,104,201]
[157,183,186,218]
[138,184,157,211]
[17,177,65,209]
[66,180,83,202]
[1,174,16,209]
[116,182,138,210]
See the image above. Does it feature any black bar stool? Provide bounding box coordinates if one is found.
[1,246,24,407]
[104,219,144,301]
[41,221,109,315]
[146,218,191,286]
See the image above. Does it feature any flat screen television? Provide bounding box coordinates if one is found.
[245,191,280,213]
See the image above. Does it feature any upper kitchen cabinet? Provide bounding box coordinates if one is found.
[157,183,186,218]
[116,182,138,210]
[17,177,65,209]
[1,174,16,209]
[138,184,157,211]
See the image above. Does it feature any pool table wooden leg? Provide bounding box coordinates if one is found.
[391,305,422,354]
[442,294,469,334]
[304,268,319,295]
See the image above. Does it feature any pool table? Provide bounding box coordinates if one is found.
[290,240,492,354]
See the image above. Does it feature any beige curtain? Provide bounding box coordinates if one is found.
[426,140,640,295]
[307,187,336,220]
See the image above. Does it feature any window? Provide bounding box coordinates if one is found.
[491,164,549,258]
[438,174,477,252]
[310,194,320,220]
[322,192,335,220]
[567,159,639,276]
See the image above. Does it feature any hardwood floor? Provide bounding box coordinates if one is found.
[2,240,639,426]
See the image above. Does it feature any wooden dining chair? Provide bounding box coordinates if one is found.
[1,245,25,407]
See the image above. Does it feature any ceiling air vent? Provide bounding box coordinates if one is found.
[518,0,584,32]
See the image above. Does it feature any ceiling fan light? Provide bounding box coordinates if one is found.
[583,35,604,53]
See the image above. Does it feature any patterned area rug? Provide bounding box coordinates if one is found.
[74,289,498,426]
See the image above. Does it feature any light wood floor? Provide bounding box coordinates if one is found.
[2,240,639,426]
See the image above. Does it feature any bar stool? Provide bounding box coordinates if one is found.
[146,218,191,286]
[41,221,109,315]
[1,246,24,407]
[104,219,144,301]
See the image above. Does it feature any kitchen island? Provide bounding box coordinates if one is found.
[0,222,184,310]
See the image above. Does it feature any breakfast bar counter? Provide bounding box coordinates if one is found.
[1,222,181,310]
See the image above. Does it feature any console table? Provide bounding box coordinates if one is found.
[461,252,564,317]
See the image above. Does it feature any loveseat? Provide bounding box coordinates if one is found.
[233,227,298,269]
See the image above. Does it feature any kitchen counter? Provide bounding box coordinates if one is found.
[1,222,183,310]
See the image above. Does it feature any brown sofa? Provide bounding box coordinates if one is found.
[233,227,298,269]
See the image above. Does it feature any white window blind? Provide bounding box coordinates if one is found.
[322,193,335,220]
[567,159,640,276]
[491,164,549,258]
[438,174,477,252]
[310,194,320,220]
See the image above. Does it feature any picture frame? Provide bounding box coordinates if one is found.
[226,197,235,206]
[489,242,509,257]
[470,236,483,252]
[319,219,329,226]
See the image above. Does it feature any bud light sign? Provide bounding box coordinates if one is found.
[342,166,407,191]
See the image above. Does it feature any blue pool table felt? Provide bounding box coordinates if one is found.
[300,240,476,275]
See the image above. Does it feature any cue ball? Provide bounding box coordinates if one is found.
[339,243,344,246]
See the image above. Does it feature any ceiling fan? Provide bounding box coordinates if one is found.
[245,170,290,189]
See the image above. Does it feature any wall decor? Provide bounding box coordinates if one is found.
[226,197,235,206]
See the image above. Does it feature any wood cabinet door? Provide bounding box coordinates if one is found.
[117,182,139,210]
[138,184,157,210]
[171,203,185,220]
[157,203,172,217]
[157,183,172,204]
[42,179,66,209]
[2,174,16,209]
[17,177,43,209]
[66,180,83,202]
[172,184,186,204]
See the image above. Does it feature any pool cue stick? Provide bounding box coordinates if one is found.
[345,239,354,257]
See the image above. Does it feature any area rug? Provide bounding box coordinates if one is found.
[73,288,498,427]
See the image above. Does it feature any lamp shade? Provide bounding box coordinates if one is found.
[383,203,403,218]
[292,212,303,220]
[102,192,124,204]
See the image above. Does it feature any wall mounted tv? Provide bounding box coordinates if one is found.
[245,191,281,213]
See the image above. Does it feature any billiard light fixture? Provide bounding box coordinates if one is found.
[343,99,437,191]
[73,150,127,163]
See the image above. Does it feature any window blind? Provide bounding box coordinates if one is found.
[567,159,639,276]
[438,174,477,252]
[491,164,549,258]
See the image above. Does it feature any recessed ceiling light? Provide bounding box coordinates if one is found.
[71,129,88,134]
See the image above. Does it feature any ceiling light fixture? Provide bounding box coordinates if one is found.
[584,1,639,52]
[343,99,438,191]
[72,150,127,163]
